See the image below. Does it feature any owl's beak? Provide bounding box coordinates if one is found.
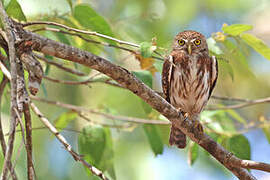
[188,44,192,55]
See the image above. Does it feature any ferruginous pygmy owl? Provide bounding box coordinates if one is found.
[162,30,218,148]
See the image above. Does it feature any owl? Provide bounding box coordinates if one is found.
[162,30,218,148]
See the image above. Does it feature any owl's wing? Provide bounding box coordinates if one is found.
[162,55,174,103]
[208,56,218,99]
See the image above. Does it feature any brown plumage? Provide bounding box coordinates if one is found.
[162,30,218,148]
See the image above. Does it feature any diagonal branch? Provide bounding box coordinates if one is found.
[19,27,262,179]
[29,102,109,180]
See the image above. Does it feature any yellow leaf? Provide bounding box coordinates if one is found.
[213,32,226,42]
[135,53,157,75]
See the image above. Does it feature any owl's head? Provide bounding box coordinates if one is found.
[172,30,208,55]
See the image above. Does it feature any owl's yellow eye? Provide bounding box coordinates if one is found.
[178,39,185,46]
[194,39,201,46]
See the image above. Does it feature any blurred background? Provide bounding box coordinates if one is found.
[1,0,270,179]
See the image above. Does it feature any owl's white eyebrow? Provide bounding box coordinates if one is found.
[182,39,188,42]
[190,38,197,42]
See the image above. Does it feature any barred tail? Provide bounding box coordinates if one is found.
[169,124,186,149]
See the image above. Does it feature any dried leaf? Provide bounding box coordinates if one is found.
[135,53,157,75]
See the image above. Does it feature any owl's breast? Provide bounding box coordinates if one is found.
[169,61,210,114]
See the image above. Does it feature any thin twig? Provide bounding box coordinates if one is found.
[22,21,140,47]
[24,21,166,60]
[34,53,87,76]
[30,102,109,180]
[78,112,133,129]
[6,126,83,136]
[32,27,164,61]
[31,96,169,125]
[207,97,270,110]
[13,108,25,145]
[0,60,11,79]
[211,95,250,102]
[44,76,93,85]
[0,77,8,154]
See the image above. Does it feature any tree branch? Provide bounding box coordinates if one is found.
[0,42,109,180]
[18,26,262,179]
[0,2,18,179]
[22,21,140,47]
[34,53,88,76]
[30,96,168,125]
[29,102,109,180]
[23,102,35,180]
[32,27,164,61]
[0,77,18,180]
[207,97,270,110]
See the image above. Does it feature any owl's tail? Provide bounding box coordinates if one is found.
[169,124,186,148]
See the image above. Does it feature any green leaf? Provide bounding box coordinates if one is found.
[65,0,73,12]
[134,71,153,114]
[54,111,77,131]
[226,109,246,124]
[0,70,3,82]
[218,60,234,81]
[73,4,115,44]
[100,128,115,179]
[227,135,251,160]
[78,126,115,179]
[44,64,50,76]
[241,33,270,60]
[222,24,253,36]
[6,0,26,21]
[140,100,152,115]
[201,110,236,134]
[78,126,106,167]
[188,142,198,166]
[41,82,48,98]
[153,60,163,73]
[143,124,164,156]
[140,42,156,58]
[55,32,71,45]
[222,39,254,77]
[262,127,270,144]
[132,71,152,87]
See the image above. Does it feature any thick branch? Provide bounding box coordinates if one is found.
[19,28,261,179]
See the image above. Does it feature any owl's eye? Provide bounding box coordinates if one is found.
[178,39,185,46]
[194,39,201,46]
